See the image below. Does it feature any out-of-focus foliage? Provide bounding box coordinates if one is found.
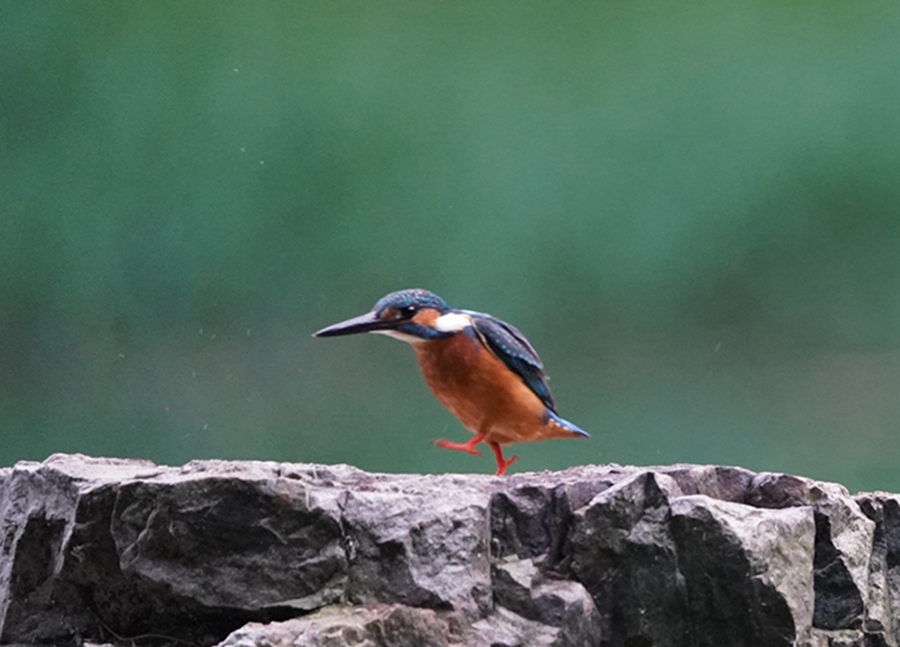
[2,1,898,491]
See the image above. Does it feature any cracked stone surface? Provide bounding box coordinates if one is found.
[0,454,897,647]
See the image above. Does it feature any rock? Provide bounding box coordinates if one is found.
[854,492,900,646]
[339,474,493,618]
[568,470,687,646]
[217,604,456,647]
[669,495,815,647]
[748,473,877,632]
[0,454,897,647]
[492,557,601,643]
[113,471,349,612]
[659,463,756,503]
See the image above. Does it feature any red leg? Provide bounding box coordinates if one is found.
[432,434,484,456]
[489,443,517,476]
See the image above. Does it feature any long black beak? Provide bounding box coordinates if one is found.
[313,311,390,337]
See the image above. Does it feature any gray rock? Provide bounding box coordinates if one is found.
[749,473,877,632]
[338,473,494,618]
[569,470,687,647]
[669,495,815,647]
[0,454,897,647]
[112,470,348,611]
[855,492,900,646]
[492,556,601,643]
[218,604,456,647]
[658,463,756,503]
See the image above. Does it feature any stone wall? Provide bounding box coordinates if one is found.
[0,454,897,646]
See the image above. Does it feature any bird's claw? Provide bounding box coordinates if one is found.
[431,438,482,456]
[493,453,518,476]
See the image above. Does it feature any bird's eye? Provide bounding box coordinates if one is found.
[403,305,417,317]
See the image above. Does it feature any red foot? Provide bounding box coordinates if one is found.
[432,434,484,456]
[489,443,517,476]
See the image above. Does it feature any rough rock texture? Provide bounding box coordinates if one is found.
[0,455,897,647]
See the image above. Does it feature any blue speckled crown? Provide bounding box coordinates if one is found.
[373,289,449,314]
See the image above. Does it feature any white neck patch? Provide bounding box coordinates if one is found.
[434,311,472,333]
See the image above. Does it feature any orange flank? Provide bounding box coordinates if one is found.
[415,331,579,475]
[414,332,574,445]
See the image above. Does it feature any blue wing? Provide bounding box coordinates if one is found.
[465,311,557,412]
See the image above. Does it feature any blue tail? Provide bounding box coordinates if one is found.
[547,410,590,438]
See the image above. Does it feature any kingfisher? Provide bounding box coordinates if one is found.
[313,289,588,475]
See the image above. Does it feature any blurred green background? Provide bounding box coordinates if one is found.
[2,1,899,492]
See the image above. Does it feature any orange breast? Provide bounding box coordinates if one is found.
[412,333,569,445]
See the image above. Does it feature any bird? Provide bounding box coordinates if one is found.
[313,288,589,475]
